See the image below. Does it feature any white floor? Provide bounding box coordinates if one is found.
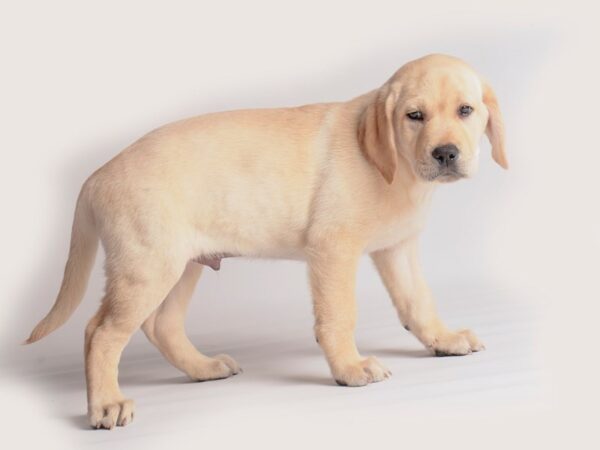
[1,285,548,449]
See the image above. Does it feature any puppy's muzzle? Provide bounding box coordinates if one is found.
[428,144,465,181]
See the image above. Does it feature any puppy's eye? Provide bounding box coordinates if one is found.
[459,105,473,117]
[407,111,424,121]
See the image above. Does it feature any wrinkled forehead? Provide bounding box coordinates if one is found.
[394,67,483,110]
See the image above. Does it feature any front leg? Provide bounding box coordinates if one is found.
[309,241,391,386]
[371,238,485,356]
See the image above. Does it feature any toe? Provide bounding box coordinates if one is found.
[431,332,472,356]
[459,329,485,352]
[89,399,135,429]
[101,404,120,430]
[117,400,135,427]
[215,353,241,375]
[333,356,391,386]
[362,356,391,383]
[334,363,370,386]
[191,356,239,381]
[88,406,104,429]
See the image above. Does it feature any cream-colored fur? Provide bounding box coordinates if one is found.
[26,54,506,429]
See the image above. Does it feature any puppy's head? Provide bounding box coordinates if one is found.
[358,54,507,184]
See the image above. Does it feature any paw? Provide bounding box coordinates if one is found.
[190,353,241,381]
[333,356,392,387]
[430,329,485,356]
[88,398,134,429]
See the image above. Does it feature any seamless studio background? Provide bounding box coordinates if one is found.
[0,1,598,449]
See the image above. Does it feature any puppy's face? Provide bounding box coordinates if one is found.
[395,63,489,182]
[359,54,507,184]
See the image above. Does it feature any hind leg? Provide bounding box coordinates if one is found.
[142,262,240,380]
[84,257,185,429]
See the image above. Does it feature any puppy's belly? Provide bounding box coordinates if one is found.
[192,249,307,270]
[188,211,425,267]
[189,218,424,268]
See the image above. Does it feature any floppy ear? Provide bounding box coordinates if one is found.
[481,79,508,169]
[357,87,398,184]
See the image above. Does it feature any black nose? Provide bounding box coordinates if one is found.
[431,144,459,166]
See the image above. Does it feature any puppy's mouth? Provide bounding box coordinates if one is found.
[432,168,466,183]
[416,164,466,183]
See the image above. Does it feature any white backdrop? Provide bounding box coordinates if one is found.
[1,0,598,448]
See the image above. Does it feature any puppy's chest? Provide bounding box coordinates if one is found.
[365,210,428,253]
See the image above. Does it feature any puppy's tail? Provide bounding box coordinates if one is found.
[24,184,98,344]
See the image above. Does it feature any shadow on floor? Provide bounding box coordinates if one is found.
[16,333,430,430]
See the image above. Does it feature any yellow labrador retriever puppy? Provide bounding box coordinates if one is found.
[26,54,506,429]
